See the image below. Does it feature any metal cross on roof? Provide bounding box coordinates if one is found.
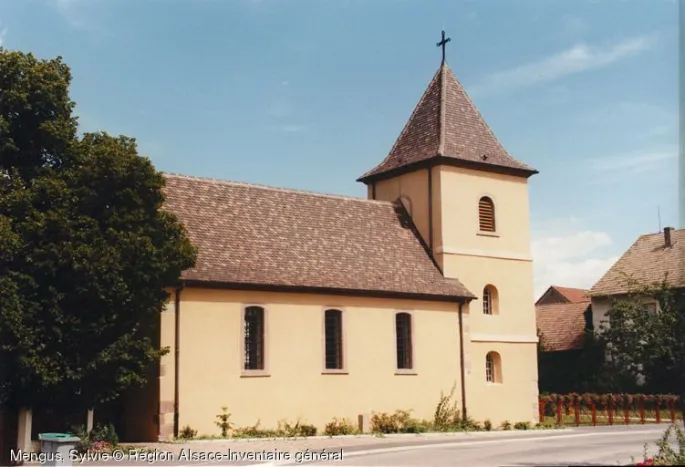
[436,30,451,65]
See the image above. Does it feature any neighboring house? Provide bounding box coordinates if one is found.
[535,286,593,393]
[536,286,592,352]
[589,227,684,330]
[44,55,540,443]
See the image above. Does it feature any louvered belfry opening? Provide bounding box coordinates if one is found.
[396,312,413,369]
[324,309,343,369]
[479,196,495,232]
[244,306,265,370]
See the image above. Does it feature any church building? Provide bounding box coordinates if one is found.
[135,39,540,441]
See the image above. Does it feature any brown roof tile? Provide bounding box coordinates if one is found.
[553,286,589,303]
[358,63,537,183]
[535,285,589,306]
[162,174,474,301]
[536,301,591,351]
[589,228,685,296]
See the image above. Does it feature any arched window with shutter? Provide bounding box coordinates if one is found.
[478,196,496,232]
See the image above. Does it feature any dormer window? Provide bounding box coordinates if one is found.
[478,196,496,232]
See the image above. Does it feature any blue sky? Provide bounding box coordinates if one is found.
[0,0,678,298]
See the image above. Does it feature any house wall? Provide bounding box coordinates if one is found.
[590,296,660,332]
[158,289,469,438]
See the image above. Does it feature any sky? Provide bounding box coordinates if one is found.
[0,0,679,299]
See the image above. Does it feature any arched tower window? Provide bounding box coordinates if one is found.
[478,196,496,232]
[482,285,499,315]
[485,351,502,383]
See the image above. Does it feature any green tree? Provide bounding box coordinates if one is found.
[0,49,196,411]
[597,280,685,404]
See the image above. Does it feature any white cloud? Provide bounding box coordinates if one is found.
[589,145,677,174]
[269,124,308,133]
[471,35,657,96]
[52,0,98,30]
[0,28,7,47]
[532,218,618,299]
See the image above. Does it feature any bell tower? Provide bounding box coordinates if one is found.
[357,31,541,424]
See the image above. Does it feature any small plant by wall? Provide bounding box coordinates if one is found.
[513,421,531,430]
[277,419,317,438]
[178,425,197,439]
[215,407,234,437]
[632,423,685,466]
[324,418,357,436]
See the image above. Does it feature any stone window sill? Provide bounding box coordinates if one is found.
[240,370,271,378]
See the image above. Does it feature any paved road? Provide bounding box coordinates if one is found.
[16,424,678,467]
[299,425,674,467]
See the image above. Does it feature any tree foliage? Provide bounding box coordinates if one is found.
[0,50,197,410]
[597,280,685,403]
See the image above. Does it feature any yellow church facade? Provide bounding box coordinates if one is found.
[141,60,539,441]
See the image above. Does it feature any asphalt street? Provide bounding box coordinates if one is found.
[16,424,679,467]
[300,425,676,467]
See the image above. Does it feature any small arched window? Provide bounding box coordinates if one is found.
[478,196,496,232]
[482,285,499,315]
[244,306,265,370]
[324,309,343,370]
[486,351,502,383]
[395,312,413,370]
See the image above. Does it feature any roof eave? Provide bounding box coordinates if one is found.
[357,155,538,185]
[179,279,474,303]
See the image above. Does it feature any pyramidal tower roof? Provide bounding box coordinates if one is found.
[358,61,537,183]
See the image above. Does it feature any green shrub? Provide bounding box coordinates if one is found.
[500,420,512,430]
[633,423,685,466]
[371,410,420,434]
[233,421,278,438]
[215,407,234,437]
[434,385,460,430]
[277,419,318,437]
[324,418,356,436]
[69,423,119,454]
[483,420,492,431]
[178,425,197,439]
[514,421,531,430]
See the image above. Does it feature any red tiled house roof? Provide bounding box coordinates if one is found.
[535,285,589,306]
[357,63,537,184]
[535,285,591,351]
[590,228,685,297]
[536,300,591,351]
[162,174,474,301]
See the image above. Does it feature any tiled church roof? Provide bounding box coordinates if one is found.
[358,63,537,183]
[162,174,474,301]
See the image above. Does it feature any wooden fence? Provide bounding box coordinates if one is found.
[539,393,680,426]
